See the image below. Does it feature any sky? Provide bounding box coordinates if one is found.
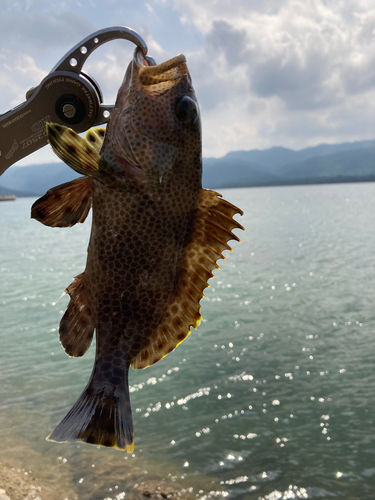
[1,0,374,166]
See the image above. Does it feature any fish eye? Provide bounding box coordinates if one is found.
[175,96,198,125]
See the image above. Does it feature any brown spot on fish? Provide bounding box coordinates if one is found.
[34,208,45,220]
[48,126,57,138]
[84,128,106,154]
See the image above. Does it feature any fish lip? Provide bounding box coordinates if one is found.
[138,53,187,84]
[132,48,188,97]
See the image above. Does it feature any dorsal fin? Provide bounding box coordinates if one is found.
[131,189,244,369]
[46,124,114,179]
[31,177,92,227]
[59,273,95,357]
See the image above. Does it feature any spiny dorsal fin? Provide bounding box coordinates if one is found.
[59,273,95,357]
[85,127,106,154]
[131,189,244,369]
[47,123,114,179]
[31,177,92,227]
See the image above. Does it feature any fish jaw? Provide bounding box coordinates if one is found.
[100,48,201,188]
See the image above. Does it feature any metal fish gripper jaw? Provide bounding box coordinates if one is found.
[0,26,156,176]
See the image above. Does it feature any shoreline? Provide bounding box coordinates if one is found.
[0,461,194,500]
[0,462,43,500]
[0,195,16,201]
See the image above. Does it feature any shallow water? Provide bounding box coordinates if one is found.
[0,183,375,500]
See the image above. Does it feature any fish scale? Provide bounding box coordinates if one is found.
[31,47,244,451]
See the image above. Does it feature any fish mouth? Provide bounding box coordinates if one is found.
[133,48,188,97]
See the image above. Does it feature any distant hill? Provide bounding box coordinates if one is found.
[280,147,375,181]
[221,140,375,171]
[202,140,375,188]
[0,163,80,197]
[0,139,374,195]
[201,157,279,189]
[0,183,38,198]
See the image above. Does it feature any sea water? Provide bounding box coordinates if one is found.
[0,183,374,500]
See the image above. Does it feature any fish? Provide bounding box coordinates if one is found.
[31,47,244,452]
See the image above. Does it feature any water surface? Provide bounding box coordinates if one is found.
[0,183,374,499]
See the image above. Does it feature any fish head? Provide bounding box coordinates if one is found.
[100,47,201,188]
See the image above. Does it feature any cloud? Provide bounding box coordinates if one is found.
[160,0,375,154]
[1,0,374,164]
[205,20,249,69]
[167,0,289,33]
[0,52,46,112]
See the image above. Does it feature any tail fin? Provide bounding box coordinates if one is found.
[47,359,134,451]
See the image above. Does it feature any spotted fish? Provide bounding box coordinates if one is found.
[31,48,244,451]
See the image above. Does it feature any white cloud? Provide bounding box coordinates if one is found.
[161,0,375,155]
[0,52,46,112]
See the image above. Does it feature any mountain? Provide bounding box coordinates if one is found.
[0,139,374,195]
[201,157,279,189]
[221,140,375,172]
[280,147,375,181]
[202,140,375,188]
[0,163,80,196]
[0,183,39,197]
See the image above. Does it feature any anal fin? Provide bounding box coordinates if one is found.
[31,177,92,228]
[59,273,94,358]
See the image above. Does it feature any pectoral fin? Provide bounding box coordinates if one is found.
[47,124,114,179]
[85,127,106,154]
[31,177,92,227]
[131,189,244,369]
